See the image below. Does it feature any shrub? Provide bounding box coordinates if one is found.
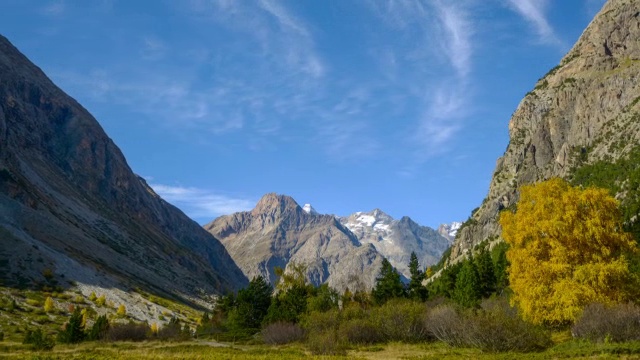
[465,298,552,352]
[261,322,306,345]
[424,305,466,347]
[105,322,149,342]
[96,295,106,307]
[572,303,640,342]
[117,304,127,317]
[157,317,192,341]
[338,318,383,344]
[424,299,552,352]
[88,315,110,341]
[88,292,97,302]
[23,328,54,351]
[306,331,347,356]
[300,310,341,335]
[370,299,429,342]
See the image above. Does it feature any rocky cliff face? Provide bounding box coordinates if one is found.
[450,0,640,262]
[0,35,247,300]
[204,194,383,292]
[339,210,452,278]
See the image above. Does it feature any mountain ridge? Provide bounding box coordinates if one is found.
[449,0,640,262]
[0,34,247,305]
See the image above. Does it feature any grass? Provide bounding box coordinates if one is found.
[2,339,640,359]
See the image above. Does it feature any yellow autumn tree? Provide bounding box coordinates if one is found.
[44,296,55,313]
[500,178,639,325]
[117,304,126,317]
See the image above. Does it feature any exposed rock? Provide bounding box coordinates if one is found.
[450,0,640,262]
[205,194,383,292]
[339,210,452,278]
[0,34,247,305]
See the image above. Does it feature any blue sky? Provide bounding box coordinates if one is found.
[1,0,606,228]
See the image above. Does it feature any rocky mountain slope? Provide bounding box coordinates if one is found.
[339,210,452,278]
[0,35,247,305]
[205,194,384,291]
[450,0,640,262]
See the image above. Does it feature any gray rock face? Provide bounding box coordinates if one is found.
[450,0,640,262]
[205,194,383,292]
[0,35,247,298]
[339,210,452,278]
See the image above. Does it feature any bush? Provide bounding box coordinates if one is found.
[306,331,347,356]
[572,303,640,343]
[464,298,552,352]
[88,315,109,341]
[105,322,149,342]
[300,310,341,336]
[23,328,54,351]
[338,318,383,344]
[425,299,551,352]
[424,305,466,347]
[370,299,429,342]
[262,322,306,345]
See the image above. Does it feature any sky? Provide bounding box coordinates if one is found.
[0,0,607,228]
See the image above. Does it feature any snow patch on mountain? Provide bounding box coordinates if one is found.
[302,203,319,215]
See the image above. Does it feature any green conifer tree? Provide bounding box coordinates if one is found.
[372,258,406,305]
[452,259,481,308]
[408,252,428,301]
[474,247,497,297]
[57,308,85,343]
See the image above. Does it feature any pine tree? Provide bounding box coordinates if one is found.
[474,247,497,298]
[226,276,272,331]
[88,315,109,341]
[452,259,481,308]
[408,252,428,301]
[372,258,406,305]
[493,244,509,292]
[57,308,85,343]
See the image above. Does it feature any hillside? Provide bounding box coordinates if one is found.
[450,0,640,262]
[0,34,247,308]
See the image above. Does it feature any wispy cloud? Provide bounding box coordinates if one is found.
[434,1,473,78]
[41,0,66,16]
[505,0,559,45]
[150,183,255,220]
[364,1,475,163]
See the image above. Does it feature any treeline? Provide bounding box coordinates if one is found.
[195,248,528,354]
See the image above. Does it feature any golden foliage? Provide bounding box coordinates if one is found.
[117,304,127,317]
[44,296,55,313]
[500,178,638,325]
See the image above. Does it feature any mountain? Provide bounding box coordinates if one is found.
[437,222,461,242]
[0,35,247,302]
[339,210,452,278]
[450,0,640,262]
[302,203,319,215]
[204,194,383,291]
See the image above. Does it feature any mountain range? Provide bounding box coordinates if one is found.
[205,194,452,290]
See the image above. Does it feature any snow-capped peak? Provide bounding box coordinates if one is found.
[448,222,462,237]
[438,221,462,242]
[302,203,319,215]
